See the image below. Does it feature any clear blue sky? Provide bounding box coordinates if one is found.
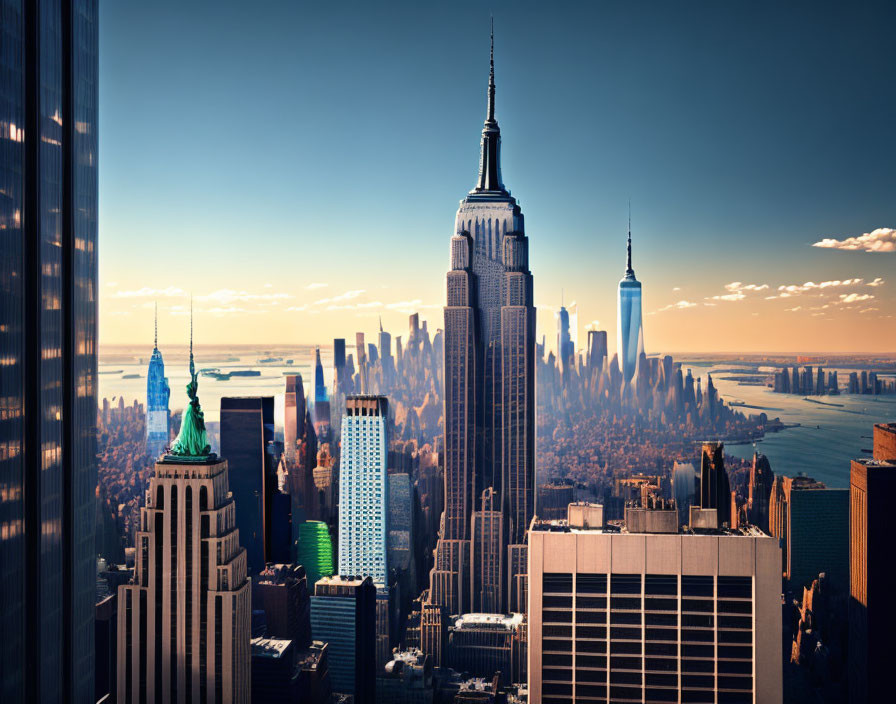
[99,0,896,352]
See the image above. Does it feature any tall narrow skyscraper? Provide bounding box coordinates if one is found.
[431,23,536,617]
[145,305,171,457]
[338,396,389,586]
[221,396,277,575]
[617,211,644,384]
[0,3,98,701]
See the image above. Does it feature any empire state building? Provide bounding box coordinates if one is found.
[429,27,536,618]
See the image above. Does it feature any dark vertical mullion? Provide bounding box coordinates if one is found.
[23,0,41,700]
[61,0,74,700]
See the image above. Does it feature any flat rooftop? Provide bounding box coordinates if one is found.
[532,518,768,538]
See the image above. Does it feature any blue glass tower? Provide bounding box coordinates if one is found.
[617,216,644,384]
[145,305,170,457]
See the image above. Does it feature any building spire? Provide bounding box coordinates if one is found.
[473,17,506,194]
[488,15,495,122]
[189,295,195,378]
[154,301,158,349]
[625,201,635,279]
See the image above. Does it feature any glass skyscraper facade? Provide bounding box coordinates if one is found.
[220,396,276,575]
[617,226,643,384]
[338,396,389,586]
[0,1,98,701]
[145,313,170,457]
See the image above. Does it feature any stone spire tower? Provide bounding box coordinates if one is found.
[118,342,250,703]
[429,21,536,620]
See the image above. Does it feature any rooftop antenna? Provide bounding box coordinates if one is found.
[625,199,634,278]
[487,15,495,122]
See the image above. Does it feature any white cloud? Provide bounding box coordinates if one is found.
[656,300,697,313]
[860,307,879,313]
[785,306,802,312]
[305,282,328,290]
[113,285,185,299]
[837,293,874,304]
[765,278,867,299]
[197,288,292,305]
[812,227,896,253]
[709,282,768,302]
[672,287,681,292]
[313,289,364,305]
[868,277,885,287]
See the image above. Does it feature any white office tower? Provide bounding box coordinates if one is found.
[338,395,389,586]
[528,506,782,704]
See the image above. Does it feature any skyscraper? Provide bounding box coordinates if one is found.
[338,395,389,586]
[283,374,306,460]
[848,423,896,703]
[312,348,331,438]
[698,441,731,527]
[431,22,536,618]
[556,301,573,372]
[145,305,171,457]
[310,576,376,704]
[220,396,277,575]
[747,452,774,533]
[118,345,250,703]
[769,475,848,590]
[617,211,644,384]
[0,2,98,701]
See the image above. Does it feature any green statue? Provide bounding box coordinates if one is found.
[169,310,211,458]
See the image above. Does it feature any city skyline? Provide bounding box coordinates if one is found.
[97,1,895,353]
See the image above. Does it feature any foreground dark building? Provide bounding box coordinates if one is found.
[849,423,896,703]
[0,1,99,701]
[429,25,536,619]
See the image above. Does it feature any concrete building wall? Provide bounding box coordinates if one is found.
[528,530,782,704]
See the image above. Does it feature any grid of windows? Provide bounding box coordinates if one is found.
[338,405,388,585]
[539,572,754,703]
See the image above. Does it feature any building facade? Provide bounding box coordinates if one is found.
[430,25,536,619]
[848,424,896,702]
[309,576,376,704]
[0,2,99,701]
[769,475,848,590]
[145,308,171,457]
[117,455,251,703]
[220,396,276,575]
[528,524,782,704]
[338,395,389,585]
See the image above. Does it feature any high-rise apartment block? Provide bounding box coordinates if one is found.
[117,453,251,703]
[528,511,782,704]
[338,395,389,586]
[430,25,536,619]
[220,396,277,575]
[769,475,848,590]
[0,2,98,701]
[849,422,896,703]
[310,576,376,704]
